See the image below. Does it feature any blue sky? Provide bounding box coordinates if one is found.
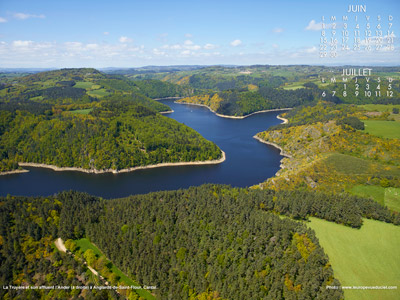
[0,0,399,67]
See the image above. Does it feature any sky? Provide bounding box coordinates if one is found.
[0,0,399,68]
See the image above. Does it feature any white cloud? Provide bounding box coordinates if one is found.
[185,33,192,38]
[182,40,201,50]
[230,39,242,47]
[272,44,279,49]
[162,40,203,51]
[119,36,132,43]
[12,40,33,47]
[65,42,83,48]
[14,13,45,20]
[304,46,317,53]
[189,45,201,50]
[162,44,182,50]
[86,44,99,50]
[184,40,194,46]
[153,48,166,56]
[273,28,284,33]
[305,20,333,31]
[0,17,7,23]
[103,32,109,36]
[305,20,321,31]
[204,43,217,50]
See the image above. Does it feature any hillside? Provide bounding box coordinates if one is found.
[177,87,319,117]
[255,102,400,205]
[117,65,400,117]
[0,69,222,173]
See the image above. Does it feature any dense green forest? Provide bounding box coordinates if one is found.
[0,68,222,172]
[5,184,398,299]
[2,185,398,298]
[0,101,221,172]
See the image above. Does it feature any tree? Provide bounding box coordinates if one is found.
[83,249,97,267]
[64,239,77,252]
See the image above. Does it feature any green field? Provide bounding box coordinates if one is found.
[386,187,400,212]
[69,108,93,115]
[75,238,103,256]
[75,238,155,300]
[350,185,400,212]
[350,185,385,206]
[87,88,110,97]
[323,153,400,177]
[307,217,400,300]
[282,82,304,90]
[363,120,400,139]
[74,81,94,89]
[324,153,373,175]
[30,95,44,101]
[359,104,400,112]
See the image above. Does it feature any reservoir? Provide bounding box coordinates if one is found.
[0,100,285,198]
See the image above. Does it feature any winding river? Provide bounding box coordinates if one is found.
[0,100,285,198]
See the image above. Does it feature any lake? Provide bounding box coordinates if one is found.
[0,100,285,198]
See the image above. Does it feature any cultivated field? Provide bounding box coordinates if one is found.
[307,217,400,300]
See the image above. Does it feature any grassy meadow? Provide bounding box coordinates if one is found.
[350,185,385,206]
[69,108,93,115]
[87,88,110,98]
[363,120,400,139]
[350,185,400,212]
[385,187,400,212]
[359,104,400,112]
[74,81,111,98]
[307,217,400,300]
[322,153,400,178]
[74,81,95,89]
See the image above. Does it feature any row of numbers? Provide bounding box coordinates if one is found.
[322,90,394,97]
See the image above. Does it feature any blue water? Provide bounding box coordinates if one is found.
[0,100,285,198]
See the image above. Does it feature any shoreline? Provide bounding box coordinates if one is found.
[276,115,288,124]
[253,135,291,174]
[153,96,183,101]
[175,101,292,119]
[0,169,30,176]
[159,109,174,114]
[253,135,292,159]
[15,151,226,175]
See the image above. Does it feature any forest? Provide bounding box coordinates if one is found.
[4,184,398,299]
[0,100,221,172]
[0,69,222,172]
